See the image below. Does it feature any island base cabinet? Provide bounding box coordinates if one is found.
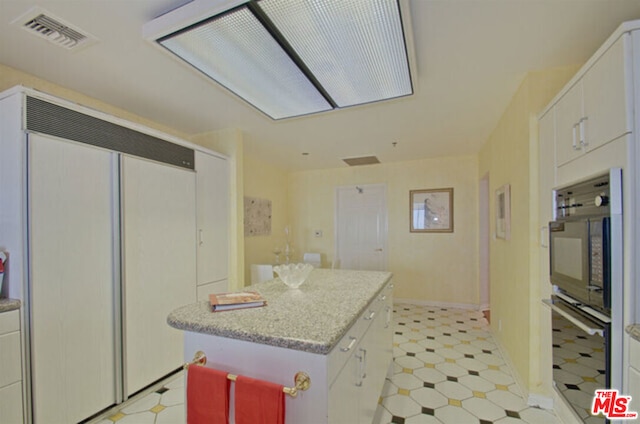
[184,332,329,424]
[329,286,393,423]
[182,280,393,424]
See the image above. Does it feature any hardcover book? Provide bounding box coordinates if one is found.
[209,291,266,311]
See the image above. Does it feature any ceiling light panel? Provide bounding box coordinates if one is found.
[159,6,332,120]
[258,0,413,107]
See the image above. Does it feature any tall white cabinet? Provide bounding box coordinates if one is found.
[195,151,229,300]
[0,87,229,422]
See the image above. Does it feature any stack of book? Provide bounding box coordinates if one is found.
[209,291,266,312]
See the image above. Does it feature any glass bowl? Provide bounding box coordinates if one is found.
[273,263,313,289]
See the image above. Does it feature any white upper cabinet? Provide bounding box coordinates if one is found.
[555,80,584,166]
[583,34,632,152]
[555,34,632,167]
[195,151,229,288]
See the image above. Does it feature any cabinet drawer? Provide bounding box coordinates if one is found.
[328,308,373,386]
[0,310,19,335]
[328,282,392,385]
[0,332,22,387]
[0,381,23,424]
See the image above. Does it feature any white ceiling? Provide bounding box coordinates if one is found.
[1,0,640,171]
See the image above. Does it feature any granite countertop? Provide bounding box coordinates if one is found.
[626,324,640,342]
[168,268,392,355]
[0,298,21,313]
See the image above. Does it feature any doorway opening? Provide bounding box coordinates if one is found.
[479,174,490,321]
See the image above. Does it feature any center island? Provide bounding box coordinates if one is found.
[168,268,393,423]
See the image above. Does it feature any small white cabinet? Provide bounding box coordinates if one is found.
[0,310,23,424]
[555,34,632,167]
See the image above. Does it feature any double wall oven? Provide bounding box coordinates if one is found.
[544,169,623,423]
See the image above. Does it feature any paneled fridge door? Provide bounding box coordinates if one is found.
[122,155,196,396]
[29,133,119,422]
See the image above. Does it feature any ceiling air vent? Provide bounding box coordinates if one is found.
[16,8,94,50]
[342,156,381,166]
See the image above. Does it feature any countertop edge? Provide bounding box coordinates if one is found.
[626,324,640,342]
[0,298,22,313]
[168,270,393,355]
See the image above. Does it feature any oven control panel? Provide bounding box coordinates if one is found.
[555,173,610,219]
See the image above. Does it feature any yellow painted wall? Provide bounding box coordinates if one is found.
[242,154,290,286]
[288,156,480,305]
[0,64,188,139]
[478,65,579,396]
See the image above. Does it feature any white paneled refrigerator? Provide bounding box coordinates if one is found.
[0,88,228,423]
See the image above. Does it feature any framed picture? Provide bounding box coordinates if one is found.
[495,184,511,240]
[410,188,454,233]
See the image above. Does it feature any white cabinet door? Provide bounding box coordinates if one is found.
[555,81,584,166]
[329,348,360,424]
[29,134,118,422]
[0,382,23,424]
[122,156,196,396]
[195,151,229,287]
[583,35,632,152]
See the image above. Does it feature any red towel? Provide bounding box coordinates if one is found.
[235,375,285,424]
[187,365,230,424]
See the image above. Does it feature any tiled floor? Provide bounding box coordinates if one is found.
[376,303,559,423]
[92,303,558,424]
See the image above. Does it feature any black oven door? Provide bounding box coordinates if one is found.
[549,220,590,303]
[546,297,610,423]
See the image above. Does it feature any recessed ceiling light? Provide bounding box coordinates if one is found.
[148,0,413,120]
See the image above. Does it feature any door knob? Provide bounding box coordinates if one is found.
[374,248,383,252]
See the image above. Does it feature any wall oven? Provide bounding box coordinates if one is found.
[544,169,622,423]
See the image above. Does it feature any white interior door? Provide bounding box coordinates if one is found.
[122,156,196,396]
[29,133,118,422]
[335,184,387,271]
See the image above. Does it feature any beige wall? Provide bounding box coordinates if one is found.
[478,65,579,397]
[287,156,480,305]
[242,154,290,286]
[0,64,188,139]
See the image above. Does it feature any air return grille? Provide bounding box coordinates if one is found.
[26,97,195,170]
[20,11,90,49]
[342,156,381,166]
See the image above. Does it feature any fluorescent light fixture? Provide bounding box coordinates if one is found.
[156,0,413,120]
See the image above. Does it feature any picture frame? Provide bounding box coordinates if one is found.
[495,184,511,240]
[410,188,454,233]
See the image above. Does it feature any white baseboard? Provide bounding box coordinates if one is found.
[490,326,555,411]
[527,392,554,410]
[394,297,481,311]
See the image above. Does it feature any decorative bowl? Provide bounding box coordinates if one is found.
[273,263,313,289]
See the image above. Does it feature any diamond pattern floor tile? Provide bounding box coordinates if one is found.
[374,303,559,424]
[94,303,559,424]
